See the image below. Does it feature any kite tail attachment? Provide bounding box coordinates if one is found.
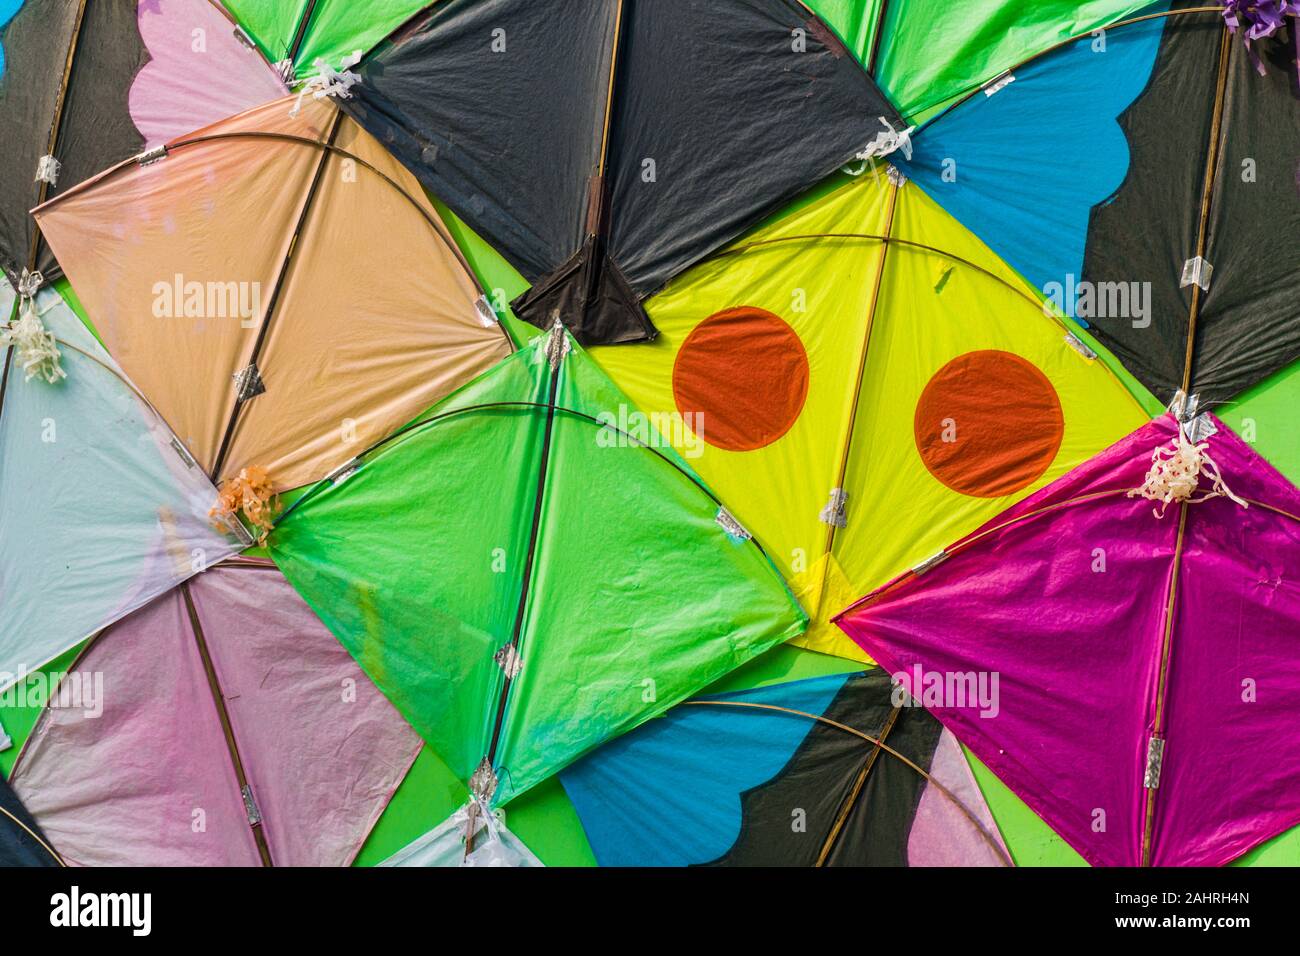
[1219,1,1299,80]
[209,465,280,543]
[34,155,61,186]
[842,116,914,177]
[289,49,363,117]
[1128,418,1247,518]
[1,270,66,385]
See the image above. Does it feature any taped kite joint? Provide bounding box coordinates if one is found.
[982,71,1016,97]
[819,488,848,528]
[912,550,949,575]
[241,784,263,825]
[1144,735,1165,789]
[716,507,752,542]
[34,155,60,186]
[1180,256,1212,292]
[469,758,498,805]
[233,362,266,402]
[494,643,523,680]
[169,436,198,470]
[232,26,256,51]
[1063,331,1097,360]
[544,314,570,370]
[474,295,499,327]
[135,145,168,167]
[1168,390,1199,423]
[329,457,362,486]
[218,514,257,548]
[886,164,908,187]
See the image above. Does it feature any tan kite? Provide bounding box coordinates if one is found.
[34,94,513,495]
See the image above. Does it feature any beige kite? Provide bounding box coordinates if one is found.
[34,94,513,494]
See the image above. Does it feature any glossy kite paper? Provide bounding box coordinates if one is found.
[9,558,421,867]
[270,326,808,816]
[562,669,1010,866]
[838,414,1300,866]
[339,0,905,345]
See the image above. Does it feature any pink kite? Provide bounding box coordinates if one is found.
[837,413,1300,866]
[9,558,421,867]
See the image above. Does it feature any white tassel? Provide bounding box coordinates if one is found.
[1128,423,1247,518]
[842,116,915,177]
[2,271,66,385]
[34,155,61,186]
[290,50,363,117]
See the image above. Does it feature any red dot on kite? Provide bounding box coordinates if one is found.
[672,307,810,453]
[913,350,1064,498]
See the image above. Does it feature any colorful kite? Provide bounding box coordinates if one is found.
[591,172,1151,661]
[561,669,1011,866]
[3,0,1299,874]
[838,413,1300,866]
[33,95,512,494]
[268,326,807,839]
[338,0,905,345]
[9,557,420,867]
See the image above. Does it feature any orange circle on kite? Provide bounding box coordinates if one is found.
[672,307,810,452]
[913,350,1064,498]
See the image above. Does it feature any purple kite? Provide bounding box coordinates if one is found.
[837,413,1300,867]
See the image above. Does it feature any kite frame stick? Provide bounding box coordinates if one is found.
[182,581,275,867]
[866,0,891,75]
[209,109,346,484]
[810,182,899,627]
[681,698,1014,867]
[480,354,564,801]
[815,703,900,865]
[1141,25,1233,866]
[287,0,322,66]
[1180,25,1234,396]
[24,0,89,279]
[1140,501,1189,865]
